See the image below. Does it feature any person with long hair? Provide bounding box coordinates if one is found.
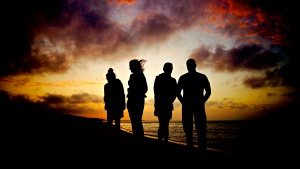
[127,59,148,144]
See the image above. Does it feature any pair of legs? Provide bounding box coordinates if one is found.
[127,98,145,140]
[158,111,172,143]
[107,110,122,136]
[182,106,207,153]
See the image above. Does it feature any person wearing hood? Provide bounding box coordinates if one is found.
[154,62,177,145]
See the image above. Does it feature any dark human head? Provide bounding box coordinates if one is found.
[106,68,116,82]
[186,58,196,72]
[129,59,146,73]
[163,62,173,75]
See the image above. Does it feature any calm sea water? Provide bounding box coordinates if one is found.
[120,120,257,154]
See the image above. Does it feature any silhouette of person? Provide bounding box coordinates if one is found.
[154,62,177,145]
[127,59,148,143]
[177,58,211,155]
[104,68,126,137]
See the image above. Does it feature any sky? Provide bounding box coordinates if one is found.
[0,0,299,121]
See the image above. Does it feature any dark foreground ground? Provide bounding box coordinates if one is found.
[3,112,241,167]
[2,111,297,168]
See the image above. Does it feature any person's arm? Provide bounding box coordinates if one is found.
[104,84,108,110]
[177,77,183,104]
[204,76,211,103]
[118,79,126,110]
[142,73,148,96]
[153,76,158,95]
[171,78,177,103]
[153,76,158,107]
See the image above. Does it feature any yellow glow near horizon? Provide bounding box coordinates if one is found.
[0,57,295,121]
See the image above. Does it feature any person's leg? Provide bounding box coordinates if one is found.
[135,98,145,138]
[127,99,137,136]
[164,111,172,143]
[115,117,121,136]
[159,114,170,143]
[163,118,170,143]
[182,107,194,148]
[195,109,207,154]
[128,98,144,143]
[107,110,114,138]
[158,117,163,142]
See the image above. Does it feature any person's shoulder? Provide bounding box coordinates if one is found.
[195,71,207,76]
[196,72,210,81]
[114,79,121,84]
[155,74,163,82]
[179,72,189,78]
[158,72,165,77]
[104,82,110,88]
[135,72,145,77]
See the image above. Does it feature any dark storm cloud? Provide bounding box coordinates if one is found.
[0,0,129,78]
[38,92,102,115]
[40,93,66,104]
[1,90,102,119]
[191,44,283,72]
[230,45,283,70]
[1,0,70,77]
[142,0,209,28]
[142,0,299,88]
[190,43,300,88]
[244,0,299,45]
[70,93,101,104]
[0,91,102,115]
[40,92,101,105]
[1,0,181,78]
[0,0,298,83]
[129,14,175,43]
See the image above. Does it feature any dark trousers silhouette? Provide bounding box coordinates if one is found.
[127,98,145,142]
[182,105,207,153]
[107,110,121,138]
[158,112,171,143]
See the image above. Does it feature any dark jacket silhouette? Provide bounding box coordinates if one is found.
[127,71,148,100]
[104,78,125,114]
[154,70,177,119]
[154,62,177,143]
[104,68,125,134]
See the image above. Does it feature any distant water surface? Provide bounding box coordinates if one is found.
[121,120,257,154]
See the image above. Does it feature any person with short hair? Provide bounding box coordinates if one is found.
[177,58,211,155]
[154,62,177,145]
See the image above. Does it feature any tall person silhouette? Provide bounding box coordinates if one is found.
[104,68,126,137]
[177,58,211,155]
[154,62,177,145]
[127,59,148,144]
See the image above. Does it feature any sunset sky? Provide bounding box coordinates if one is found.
[1,0,299,121]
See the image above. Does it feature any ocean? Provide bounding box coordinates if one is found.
[120,120,258,154]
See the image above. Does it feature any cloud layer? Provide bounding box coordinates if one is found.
[1,0,298,90]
